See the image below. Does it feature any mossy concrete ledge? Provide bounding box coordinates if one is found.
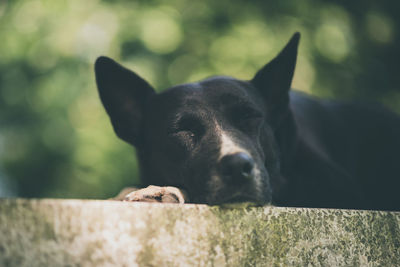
[0,199,399,266]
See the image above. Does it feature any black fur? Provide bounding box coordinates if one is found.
[95,33,400,211]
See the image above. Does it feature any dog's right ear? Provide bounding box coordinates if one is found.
[94,56,155,147]
[251,33,300,115]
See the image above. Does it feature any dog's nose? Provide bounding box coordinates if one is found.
[218,152,255,184]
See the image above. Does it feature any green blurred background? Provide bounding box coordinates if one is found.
[0,0,399,199]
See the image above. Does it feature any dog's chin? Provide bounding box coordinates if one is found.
[207,192,266,206]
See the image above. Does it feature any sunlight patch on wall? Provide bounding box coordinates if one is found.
[315,5,354,63]
[315,24,351,63]
[366,12,394,44]
[209,35,248,77]
[123,56,162,90]
[13,0,43,34]
[139,9,183,54]
[75,11,119,60]
[292,55,315,93]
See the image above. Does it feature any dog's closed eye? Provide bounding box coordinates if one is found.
[176,116,205,137]
[230,106,263,130]
[169,116,205,149]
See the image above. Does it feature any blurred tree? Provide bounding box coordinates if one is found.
[0,0,398,198]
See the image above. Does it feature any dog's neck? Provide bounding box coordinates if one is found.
[273,107,298,170]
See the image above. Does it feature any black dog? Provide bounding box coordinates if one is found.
[95,33,400,211]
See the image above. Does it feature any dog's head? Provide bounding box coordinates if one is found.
[95,33,300,204]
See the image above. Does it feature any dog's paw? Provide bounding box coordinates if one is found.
[123,185,188,204]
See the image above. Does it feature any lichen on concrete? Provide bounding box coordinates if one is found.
[0,199,399,266]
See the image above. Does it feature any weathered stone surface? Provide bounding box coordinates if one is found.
[0,199,399,266]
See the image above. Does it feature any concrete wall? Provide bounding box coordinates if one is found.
[0,199,399,266]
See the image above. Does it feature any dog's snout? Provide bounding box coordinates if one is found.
[218,152,255,184]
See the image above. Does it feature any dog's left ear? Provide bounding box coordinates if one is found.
[94,56,156,147]
[251,32,300,113]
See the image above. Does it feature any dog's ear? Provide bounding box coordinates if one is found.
[94,56,155,146]
[251,32,300,113]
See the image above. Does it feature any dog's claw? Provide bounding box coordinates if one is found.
[123,185,188,204]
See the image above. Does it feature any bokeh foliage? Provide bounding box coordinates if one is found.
[0,0,399,198]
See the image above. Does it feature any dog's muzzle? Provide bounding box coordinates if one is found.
[218,152,255,185]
